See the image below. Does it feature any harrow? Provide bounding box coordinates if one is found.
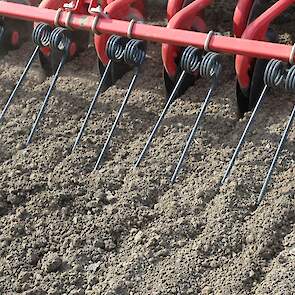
[0,0,294,206]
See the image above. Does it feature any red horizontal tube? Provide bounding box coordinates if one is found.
[0,2,293,63]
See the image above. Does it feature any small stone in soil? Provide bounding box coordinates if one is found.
[104,239,116,251]
[201,286,212,294]
[27,249,40,265]
[42,252,63,273]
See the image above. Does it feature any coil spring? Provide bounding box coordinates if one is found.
[285,65,295,91]
[32,23,52,47]
[124,39,146,66]
[49,27,71,52]
[106,35,128,62]
[199,52,221,79]
[263,59,285,88]
[180,46,202,74]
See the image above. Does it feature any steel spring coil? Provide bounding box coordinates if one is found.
[32,23,52,47]
[106,35,128,62]
[263,59,285,88]
[180,46,202,74]
[199,52,221,79]
[49,27,71,52]
[285,64,295,91]
[124,39,146,67]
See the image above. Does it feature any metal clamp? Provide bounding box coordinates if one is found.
[54,8,73,30]
[90,5,109,35]
[54,8,63,27]
[65,11,73,30]
[127,19,136,39]
[91,14,101,35]
[204,30,214,52]
[289,43,295,65]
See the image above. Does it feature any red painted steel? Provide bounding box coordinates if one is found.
[163,0,211,78]
[233,0,254,38]
[94,0,144,65]
[0,1,294,64]
[167,0,184,20]
[236,0,294,89]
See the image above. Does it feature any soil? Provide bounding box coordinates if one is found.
[0,2,294,295]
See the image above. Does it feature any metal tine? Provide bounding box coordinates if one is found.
[257,105,295,205]
[171,52,222,183]
[0,21,4,41]
[26,27,71,145]
[257,64,295,205]
[134,46,202,167]
[0,23,52,123]
[93,39,147,171]
[220,59,285,185]
[71,35,128,152]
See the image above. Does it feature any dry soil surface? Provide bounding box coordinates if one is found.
[0,4,294,295]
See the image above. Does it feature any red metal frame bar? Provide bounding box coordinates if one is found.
[94,0,144,65]
[0,2,294,63]
[236,0,293,88]
[163,0,211,77]
[233,0,253,38]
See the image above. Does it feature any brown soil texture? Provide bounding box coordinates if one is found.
[0,4,295,295]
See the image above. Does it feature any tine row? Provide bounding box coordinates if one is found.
[0,25,293,206]
[0,24,72,145]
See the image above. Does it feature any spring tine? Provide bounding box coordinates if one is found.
[26,55,66,146]
[93,39,146,170]
[171,52,221,183]
[71,60,112,152]
[171,81,216,183]
[94,68,139,170]
[71,35,128,152]
[134,70,186,167]
[134,46,201,168]
[221,59,285,185]
[0,46,40,123]
[0,23,52,124]
[257,105,295,205]
[220,84,268,184]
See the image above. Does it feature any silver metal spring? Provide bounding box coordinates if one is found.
[180,46,202,74]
